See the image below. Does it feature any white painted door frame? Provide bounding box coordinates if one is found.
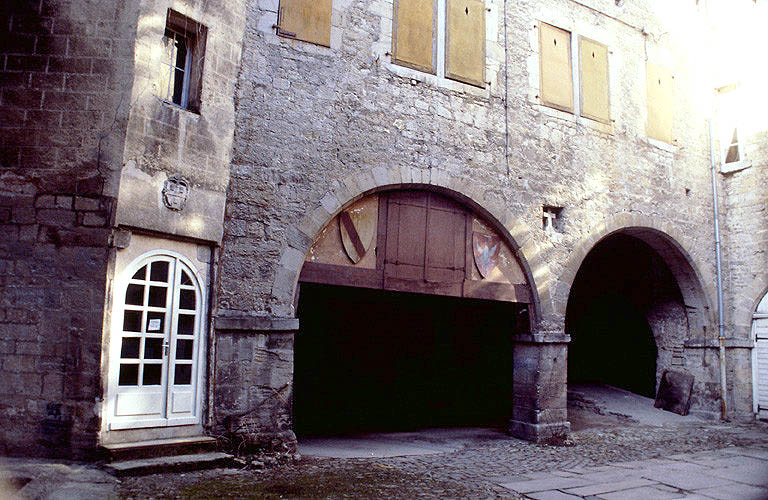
[752,291,768,419]
[105,250,207,431]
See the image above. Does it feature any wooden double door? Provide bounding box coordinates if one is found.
[300,190,530,304]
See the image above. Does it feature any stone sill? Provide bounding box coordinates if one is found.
[384,60,493,100]
[157,96,202,118]
[215,315,298,332]
[536,103,614,135]
[684,337,753,349]
[646,136,678,153]
[720,160,752,174]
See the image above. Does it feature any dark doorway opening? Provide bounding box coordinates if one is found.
[294,283,525,436]
[566,234,684,398]
[567,294,657,396]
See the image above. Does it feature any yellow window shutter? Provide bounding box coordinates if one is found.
[539,22,573,112]
[646,62,674,143]
[580,37,610,123]
[445,0,486,87]
[277,0,332,47]
[393,0,435,74]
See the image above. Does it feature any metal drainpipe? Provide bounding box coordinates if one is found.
[708,118,728,421]
[503,0,510,176]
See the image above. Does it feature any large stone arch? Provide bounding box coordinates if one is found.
[554,213,716,338]
[270,166,545,325]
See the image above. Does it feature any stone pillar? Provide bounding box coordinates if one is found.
[213,315,298,452]
[508,333,571,442]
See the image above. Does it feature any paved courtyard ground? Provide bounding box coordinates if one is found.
[115,418,768,499]
[2,387,767,499]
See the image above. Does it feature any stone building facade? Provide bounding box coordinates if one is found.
[0,0,765,458]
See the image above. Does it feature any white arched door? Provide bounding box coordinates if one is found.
[754,292,768,419]
[107,252,205,430]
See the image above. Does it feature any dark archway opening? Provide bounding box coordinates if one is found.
[294,283,524,436]
[566,233,685,398]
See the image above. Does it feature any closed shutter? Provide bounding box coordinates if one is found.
[424,195,466,283]
[646,62,674,143]
[755,318,768,415]
[384,191,429,281]
[277,0,332,47]
[393,0,436,73]
[539,22,573,112]
[580,37,610,123]
[445,0,486,87]
[383,192,466,297]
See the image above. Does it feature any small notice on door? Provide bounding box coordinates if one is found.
[148,319,161,331]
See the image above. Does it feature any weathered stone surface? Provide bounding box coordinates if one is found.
[655,370,695,416]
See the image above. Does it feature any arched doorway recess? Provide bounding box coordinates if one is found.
[294,189,533,435]
[566,230,700,398]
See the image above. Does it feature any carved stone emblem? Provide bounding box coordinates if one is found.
[339,200,377,264]
[162,175,189,211]
[473,232,501,279]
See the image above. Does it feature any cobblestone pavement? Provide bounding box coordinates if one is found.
[115,417,768,499]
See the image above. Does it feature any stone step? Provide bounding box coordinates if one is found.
[102,452,234,477]
[101,436,219,462]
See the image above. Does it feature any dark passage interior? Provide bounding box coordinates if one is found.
[294,283,525,436]
[566,234,683,398]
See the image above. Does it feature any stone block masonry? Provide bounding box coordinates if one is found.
[0,0,139,458]
[215,0,754,445]
[213,328,297,452]
[0,0,763,459]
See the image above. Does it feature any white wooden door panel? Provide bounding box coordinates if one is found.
[115,392,164,416]
[170,391,194,414]
[755,317,768,417]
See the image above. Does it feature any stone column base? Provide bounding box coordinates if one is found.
[508,419,570,443]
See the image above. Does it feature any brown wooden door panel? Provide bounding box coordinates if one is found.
[386,263,423,280]
[389,190,428,206]
[425,199,466,283]
[398,204,428,266]
[385,200,400,265]
[426,208,458,268]
[427,192,461,211]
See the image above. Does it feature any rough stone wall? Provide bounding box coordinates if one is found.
[722,147,768,337]
[223,0,718,319]
[213,330,295,448]
[721,126,768,417]
[218,0,730,435]
[706,0,768,418]
[0,0,139,457]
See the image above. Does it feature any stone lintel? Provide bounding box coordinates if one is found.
[215,315,299,332]
[512,333,571,344]
[508,419,571,443]
[683,337,753,349]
